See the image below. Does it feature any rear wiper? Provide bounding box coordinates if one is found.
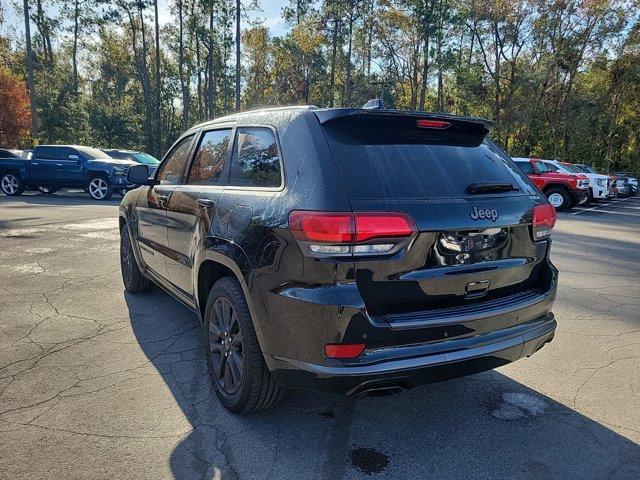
[466,182,519,194]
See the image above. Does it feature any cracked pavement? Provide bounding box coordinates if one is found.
[1,192,639,479]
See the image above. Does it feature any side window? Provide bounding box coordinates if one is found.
[533,160,549,173]
[516,162,533,174]
[58,147,78,160]
[36,147,57,159]
[544,162,558,172]
[229,127,282,188]
[187,129,232,184]
[156,135,195,185]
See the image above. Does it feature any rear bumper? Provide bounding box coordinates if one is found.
[268,315,556,396]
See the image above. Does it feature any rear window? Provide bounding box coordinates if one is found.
[323,118,536,199]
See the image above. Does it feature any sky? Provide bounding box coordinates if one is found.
[0,0,290,40]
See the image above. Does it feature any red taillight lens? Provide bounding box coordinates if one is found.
[532,204,557,240]
[417,119,451,129]
[355,213,416,242]
[289,211,416,256]
[289,211,355,243]
[324,343,365,359]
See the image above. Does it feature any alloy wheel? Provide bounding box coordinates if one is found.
[1,175,19,195]
[208,297,244,395]
[89,178,108,199]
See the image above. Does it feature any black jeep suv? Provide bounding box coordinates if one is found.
[119,105,558,413]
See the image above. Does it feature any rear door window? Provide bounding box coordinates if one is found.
[188,129,232,184]
[229,127,282,188]
[322,117,536,199]
[36,147,58,159]
[516,161,534,174]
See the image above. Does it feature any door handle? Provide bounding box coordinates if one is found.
[55,163,63,166]
[196,199,216,209]
[32,162,38,165]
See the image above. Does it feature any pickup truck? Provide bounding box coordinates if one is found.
[539,159,612,202]
[513,157,590,211]
[0,145,137,200]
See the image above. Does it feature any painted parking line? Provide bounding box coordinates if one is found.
[570,198,640,215]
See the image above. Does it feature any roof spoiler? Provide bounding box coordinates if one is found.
[314,108,493,136]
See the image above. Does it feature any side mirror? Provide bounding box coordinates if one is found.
[128,164,154,185]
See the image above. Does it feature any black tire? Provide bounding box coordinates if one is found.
[37,186,59,195]
[1,172,25,196]
[204,277,284,414]
[588,188,594,203]
[120,225,152,293]
[545,187,571,211]
[87,175,113,200]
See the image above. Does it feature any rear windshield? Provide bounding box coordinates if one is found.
[322,117,537,199]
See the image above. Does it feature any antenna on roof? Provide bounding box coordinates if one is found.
[362,99,385,110]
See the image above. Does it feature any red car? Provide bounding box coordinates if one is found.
[513,158,590,211]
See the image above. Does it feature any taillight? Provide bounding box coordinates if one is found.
[324,343,365,359]
[416,119,450,129]
[531,204,556,240]
[289,211,416,257]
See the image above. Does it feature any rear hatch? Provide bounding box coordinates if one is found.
[318,110,553,326]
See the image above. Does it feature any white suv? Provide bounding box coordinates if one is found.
[541,160,611,201]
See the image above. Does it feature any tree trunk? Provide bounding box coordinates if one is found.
[72,0,79,93]
[207,6,216,118]
[345,15,354,107]
[23,0,39,143]
[419,35,429,111]
[235,0,241,111]
[178,0,190,129]
[329,17,339,107]
[154,0,161,155]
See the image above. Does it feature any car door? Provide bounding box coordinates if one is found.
[136,134,196,281]
[30,146,58,183]
[164,127,234,296]
[55,147,85,185]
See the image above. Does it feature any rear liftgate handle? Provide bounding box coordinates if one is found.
[465,280,491,299]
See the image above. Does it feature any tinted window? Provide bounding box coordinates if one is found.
[533,160,550,173]
[188,129,232,184]
[36,146,57,159]
[324,119,537,199]
[58,147,78,160]
[132,152,159,165]
[516,161,533,174]
[543,162,559,172]
[156,135,195,185]
[230,127,281,187]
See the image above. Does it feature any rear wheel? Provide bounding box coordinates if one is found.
[546,188,571,211]
[88,176,112,200]
[204,277,284,414]
[1,172,25,196]
[120,225,152,293]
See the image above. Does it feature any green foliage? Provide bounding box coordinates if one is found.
[5,0,640,174]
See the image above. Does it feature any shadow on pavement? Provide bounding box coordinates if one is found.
[125,288,640,480]
[0,190,123,206]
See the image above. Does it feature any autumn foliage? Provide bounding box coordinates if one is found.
[0,67,32,147]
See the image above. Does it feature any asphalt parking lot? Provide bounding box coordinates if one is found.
[1,192,639,480]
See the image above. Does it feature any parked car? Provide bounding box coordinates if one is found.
[539,160,611,202]
[611,174,630,197]
[120,104,558,413]
[611,172,638,196]
[102,149,159,177]
[512,157,589,210]
[0,145,137,200]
